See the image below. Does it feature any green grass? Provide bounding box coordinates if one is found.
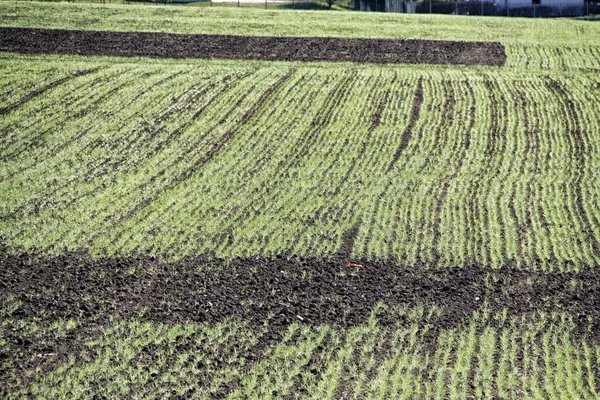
[2,1,600,73]
[4,301,600,398]
[0,53,599,269]
[1,2,600,397]
[0,1,598,44]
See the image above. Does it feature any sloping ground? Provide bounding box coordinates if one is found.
[1,3,600,398]
[1,52,599,397]
[1,2,599,73]
[3,271,600,398]
[0,27,506,66]
[1,58,599,269]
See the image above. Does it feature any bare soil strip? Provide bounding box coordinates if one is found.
[0,27,506,66]
[2,253,599,337]
[2,252,600,391]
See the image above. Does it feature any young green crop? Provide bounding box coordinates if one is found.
[2,53,599,270]
[5,305,599,399]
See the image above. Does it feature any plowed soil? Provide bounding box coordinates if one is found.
[0,27,506,66]
[3,250,600,391]
[2,253,598,336]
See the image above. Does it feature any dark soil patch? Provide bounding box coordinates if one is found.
[2,253,600,336]
[0,27,507,66]
[2,252,600,391]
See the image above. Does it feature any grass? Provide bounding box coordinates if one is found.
[0,1,599,44]
[4,301,600,398]
[0,54,599,269]
[1,2,600,397]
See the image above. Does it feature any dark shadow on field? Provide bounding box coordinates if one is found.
[279,2,330,10]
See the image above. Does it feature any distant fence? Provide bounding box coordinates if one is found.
[22,0,600,14]
[356,0,600,16]
[128,0,342,9]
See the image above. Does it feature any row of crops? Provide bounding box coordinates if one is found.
[1,2,600,397]
[1,55,599,269]
[5,301,598,399]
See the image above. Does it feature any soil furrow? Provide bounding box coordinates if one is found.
[100,73,261,248]
[1,69,136,165]
[385,79,450,260]
[478,78,507,265]
[429,80,467,262]
[0,67,98,117]
[514,87,534,263]
[332,85,390,200]
[112,71,293,230]
[464,80,490,265]
[545,78,600,258]
[168,73,314,247]
[387,78,423,172]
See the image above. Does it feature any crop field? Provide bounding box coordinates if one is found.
[1,2,600,398]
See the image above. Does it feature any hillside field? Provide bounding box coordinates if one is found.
[1,2,600,398]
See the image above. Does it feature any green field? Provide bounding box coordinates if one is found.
[1,2,600,398]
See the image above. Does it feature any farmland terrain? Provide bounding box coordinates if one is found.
[1,2,600,398]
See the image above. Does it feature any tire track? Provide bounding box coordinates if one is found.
[464,79,493,266]
[386,79,451,261]
[359,77,426,260]
[360,78,411,258]
[288,72,359,169]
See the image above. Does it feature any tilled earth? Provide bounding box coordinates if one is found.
[0,27,506,66]
[2,253,599,333]
[1,250,599,393]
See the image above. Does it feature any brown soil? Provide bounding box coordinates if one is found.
[0,27,506,66]
[2,253,599,336]
[2,251,600,392]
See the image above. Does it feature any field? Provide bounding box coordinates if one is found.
[1,2,600,398]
